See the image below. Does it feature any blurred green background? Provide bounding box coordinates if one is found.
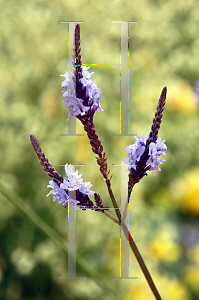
[1,0,199,299]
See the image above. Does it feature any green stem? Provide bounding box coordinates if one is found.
[101,204,163,300]
[98,209,120,225]
[104,174,162,299]
[103,181,162,299]
[99,188,162,300]
[107,185,121,223]
[121,222,163,300]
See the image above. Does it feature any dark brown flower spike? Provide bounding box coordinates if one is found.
[30,134,63,186]
[73,24,83,99]
[94,193,103,209]
[146,86,167,146]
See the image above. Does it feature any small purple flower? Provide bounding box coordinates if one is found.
[46,180,78,207]
[46,164,94,207]
[122,134,146,171]
[61,71,90,120]
[61,66,103,120]
[147,137,167,174]
[79,180,94,195]
[60,164,84,191]
[122,134,167,175]
[80,66,103,115]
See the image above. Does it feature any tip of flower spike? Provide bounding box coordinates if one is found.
[157,87,167,111]
[30,134,42,154]
[30,134,35,142]
[162,86,167,98]
[75,23,80,32]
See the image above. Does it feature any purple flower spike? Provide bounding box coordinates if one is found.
[122,135,167,175]
[46,164,95,208]
[30,135,95,209]
[125,87,167,197]
[61,66,103,120]
[61,24,103,121]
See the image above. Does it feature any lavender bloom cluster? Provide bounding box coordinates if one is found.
[46,164,94,208]
[122,135,167,175]
[61,66,103,120]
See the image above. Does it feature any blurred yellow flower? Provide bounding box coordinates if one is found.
[170,169,199,215]
[167,83,198,115]
[126,282,155,300]
[184,265,199,292]
[167,279,190,300]
[187,244,199,266]
[182,169,199,215]
[147,232,181,262]
[126,275,190,300]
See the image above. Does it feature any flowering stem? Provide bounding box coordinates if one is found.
[121,222,162,300]
[107,185,121,223]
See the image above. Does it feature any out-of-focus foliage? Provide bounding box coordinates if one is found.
[1,0,199,299]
